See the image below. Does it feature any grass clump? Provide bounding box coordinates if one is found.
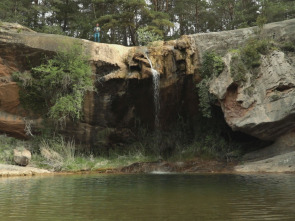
[0,135,28,164]
[280,41,295,52]
[0,133,156,172]
[30,135,156,172]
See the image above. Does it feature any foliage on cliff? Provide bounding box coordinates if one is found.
[13,44,94,126]
[197,52,224,118]
[229,38,277,84]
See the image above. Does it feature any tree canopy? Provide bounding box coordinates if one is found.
[0,0,294,45]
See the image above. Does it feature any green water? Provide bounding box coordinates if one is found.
[1,173,295,221]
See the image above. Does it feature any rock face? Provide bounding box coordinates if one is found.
[13,148,31,166]
[1,19,295,153]
[210,50,295,141]
[0,22,199,149]
[235,151,295,173]
[207,19,295,142]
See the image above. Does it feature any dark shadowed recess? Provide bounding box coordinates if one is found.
[0,43,55,72]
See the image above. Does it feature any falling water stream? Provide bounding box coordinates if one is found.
[146,55,160,128]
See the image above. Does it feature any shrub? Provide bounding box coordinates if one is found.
[196,79,214,118]
[239,38,273,69]
[197,52,224,118]
[137,27,163,46]
[200,52,224,78]
[230,51,247,82]
[13,44,94,126]
[228,38,274,84]
[256,15,267,30]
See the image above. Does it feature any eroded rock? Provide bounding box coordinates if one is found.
[210,50,295,140]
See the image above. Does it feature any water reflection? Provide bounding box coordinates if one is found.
[0,174,295,220]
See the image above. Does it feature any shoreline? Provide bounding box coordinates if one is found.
[1,158,294,178]
[0,158,237,178]
[3,151,295,178]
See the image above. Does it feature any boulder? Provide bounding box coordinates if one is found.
[210,50,295,141]
[13,148,31,166]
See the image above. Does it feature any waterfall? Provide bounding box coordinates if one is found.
[146,55,160,129]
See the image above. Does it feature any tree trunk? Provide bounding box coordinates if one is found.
[195,1,199,33]
[228,2,235,30]
[63,0,69,32]
[128,26,137,46]
[165,0,169,12]
[123,28,128,46]
[92,3,97,19]
[152,0,159,11]
[179,14,185,35]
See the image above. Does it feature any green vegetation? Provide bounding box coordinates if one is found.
[13,44,94,126]
[0,0,294,45]
[241,38,272,68]
[197,52,224,118]
[280,41,295,52]
[256,15,267,30]
[230,52,247,83]
[200,52,224,79]
[0,134,156,172]
[137,27,163,46]
[229,38,276,84]
[0,135,25,164]
[166,111,245,161]
[33,135,156,171]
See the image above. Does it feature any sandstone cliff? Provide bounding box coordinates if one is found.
[0,21,199,147]
[1,19,295,157]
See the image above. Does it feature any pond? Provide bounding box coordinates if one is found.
[0,173,295,220]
